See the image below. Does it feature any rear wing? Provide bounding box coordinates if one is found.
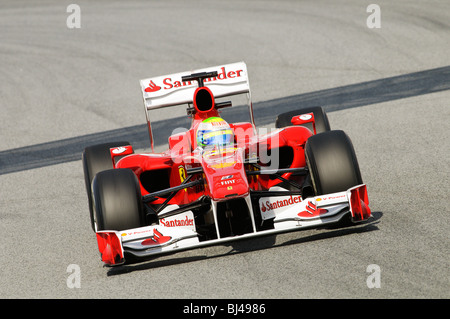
[139,62,254,151]
[140,61,250,109]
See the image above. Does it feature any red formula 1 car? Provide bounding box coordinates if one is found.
[82,62,371,266]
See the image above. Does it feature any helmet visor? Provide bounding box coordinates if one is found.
[198,129,234,147]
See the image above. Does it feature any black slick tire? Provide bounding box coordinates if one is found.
[92,168,145,231]
[82,141,131,230]
[305,130,362,195]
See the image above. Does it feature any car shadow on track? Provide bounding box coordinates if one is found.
[105,211,382,276]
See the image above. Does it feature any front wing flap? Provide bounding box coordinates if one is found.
[266,184,371,230]
[95,184,371,265]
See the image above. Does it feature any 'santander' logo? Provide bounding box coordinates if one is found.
[261,195,302,212]
[141,229,171,246]
[144,80,161,92]
[160,215,194,227]
[144,66,243,93]
[297,201,328,218]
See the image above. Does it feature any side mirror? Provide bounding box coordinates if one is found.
[291,112,316,134]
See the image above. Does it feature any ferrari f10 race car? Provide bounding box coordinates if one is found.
[82,62,371,266]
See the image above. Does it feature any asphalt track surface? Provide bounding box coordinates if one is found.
[0,0,448,299]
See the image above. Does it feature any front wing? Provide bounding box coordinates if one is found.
[96,184,371,265]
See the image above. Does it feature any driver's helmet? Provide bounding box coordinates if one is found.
[196,117,234,148]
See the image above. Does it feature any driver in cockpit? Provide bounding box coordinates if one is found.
[196,117,234,151]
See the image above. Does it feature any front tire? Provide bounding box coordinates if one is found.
[305,130,362,195]
[82,141,131,230]
[92,169,145,231]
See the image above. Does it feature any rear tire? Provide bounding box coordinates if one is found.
[305,130,362,195]
[275,106,331,133]
[93,169,145,231]
[82,141,131,230]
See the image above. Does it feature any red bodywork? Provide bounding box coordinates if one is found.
[111,86,312,207]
